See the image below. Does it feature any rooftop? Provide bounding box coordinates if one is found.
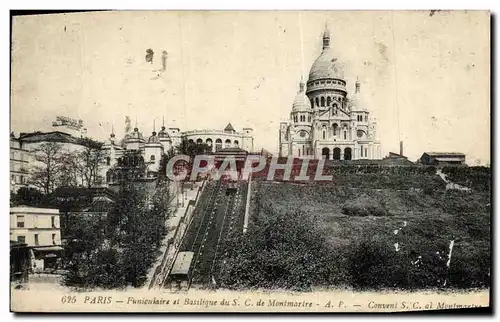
[424,152,465,157]
[10,206,60,214]
[224,123,235,132]
[216,147,248,154]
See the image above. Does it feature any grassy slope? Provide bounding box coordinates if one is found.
[251,168,490,289]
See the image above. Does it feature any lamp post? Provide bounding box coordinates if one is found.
[181,181,185,208]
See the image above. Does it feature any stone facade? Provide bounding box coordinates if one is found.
[102,120,254,179]
[279,26,381,160]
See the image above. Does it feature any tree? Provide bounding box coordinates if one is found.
[176,135,212,158]
[150,178,174,247]
[11,187,44,206]
[157,150,178,180]
[76,138,108,188]
[57,150,81,188]
[218,204,335,291]
[29,142,63,194]
[107,150,147,183]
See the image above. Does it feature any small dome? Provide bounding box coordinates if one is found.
[147,131,160,144]
[349,80,368,111]
[158,126,171,140]
[128,127,143,140]
[292,80,311,112]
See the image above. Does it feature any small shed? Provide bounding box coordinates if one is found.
[419,152,466,166]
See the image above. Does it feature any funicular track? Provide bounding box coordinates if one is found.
[189,182,239,286]
[180,180,224,252]
[165,176,249,291]
[208,181,248,284]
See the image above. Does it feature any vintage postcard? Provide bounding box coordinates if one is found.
[9,10,491,313]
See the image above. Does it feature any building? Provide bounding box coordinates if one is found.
[182,123,254,153]
[10,132,30,193]
[102,118,254,181]
[382,152,414,166]
[51,187,117,245]
[279,26,381,160]
[419,152,466,166]
[10,207,63,271]
[10,130,99,190]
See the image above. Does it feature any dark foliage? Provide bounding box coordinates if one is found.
[10,187,44,206]
[63,160,173,289]
[176,135,212,158]
[218,204,341,291]
[441,166,491,192]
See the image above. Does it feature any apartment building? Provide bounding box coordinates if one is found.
[10,207,63,271]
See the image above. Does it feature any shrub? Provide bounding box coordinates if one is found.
[341,195,388,217]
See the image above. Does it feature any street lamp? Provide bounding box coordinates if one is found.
[181,181,185,208]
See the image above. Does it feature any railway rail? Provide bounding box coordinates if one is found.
[165,179,248,291]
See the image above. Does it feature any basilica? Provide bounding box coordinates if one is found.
[279,26,381,160]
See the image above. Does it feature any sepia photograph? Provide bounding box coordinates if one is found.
[9,9,491,313]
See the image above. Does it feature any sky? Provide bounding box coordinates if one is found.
[11,11,490,164]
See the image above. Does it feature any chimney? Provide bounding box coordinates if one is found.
[400,141,404,156]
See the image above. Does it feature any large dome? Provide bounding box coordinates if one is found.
[308,27,344,82]
[308,51,344,81]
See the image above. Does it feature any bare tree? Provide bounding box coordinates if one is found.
[57,150,81,188]
[29,142,63,194]
[76,138,108,188]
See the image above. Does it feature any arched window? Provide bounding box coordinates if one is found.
[321,97,325,107]
[344,130,347,140]
[224,139,231,148]
[327,97,332,106]
[215,138,223,151]
[310,98,314,108]
[307,115,311,122]
[333,123,338,136]
[150,155,155,161]
[233,140,239,148]
[322,129,326,140]
[315,97,319,107]
[206,138,213,146]
[106,156,111,166]
[196,138,203,144]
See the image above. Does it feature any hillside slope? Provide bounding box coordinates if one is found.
[218,166,490,291]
